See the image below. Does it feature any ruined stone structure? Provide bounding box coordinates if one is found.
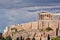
[3,12,60,40]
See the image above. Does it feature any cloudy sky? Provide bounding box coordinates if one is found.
[0,0,60,33]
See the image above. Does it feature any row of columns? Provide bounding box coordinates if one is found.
[40,14,52,20]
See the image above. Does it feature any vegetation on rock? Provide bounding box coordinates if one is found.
[53,36,60,40]
[46,27,53,31]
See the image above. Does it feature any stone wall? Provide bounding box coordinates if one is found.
[3,20,60,39]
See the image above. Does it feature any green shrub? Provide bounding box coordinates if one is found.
[6,36,12,40]
[0,38,6,40]
[53,36,60,40]
[46,27,53,31]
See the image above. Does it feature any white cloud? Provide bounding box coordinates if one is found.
[54,13,60,15]
[22,6,60,10]
[0,0,60,33]
[1,5,60,24]
[0,3,60,26]
[0,9,38,25]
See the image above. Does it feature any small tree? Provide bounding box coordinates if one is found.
[56,28,58,36]
[47,34,50,40]
[32,37,35,40]
[2,37,6,40]
[20,36,23,40]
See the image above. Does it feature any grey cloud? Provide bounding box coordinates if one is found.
[0,0,60,9]
[0,0,60,33]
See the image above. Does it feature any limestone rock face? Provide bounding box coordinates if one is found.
[3,12,60,40]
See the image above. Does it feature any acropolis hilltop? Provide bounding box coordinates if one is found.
[3,12,60,40]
